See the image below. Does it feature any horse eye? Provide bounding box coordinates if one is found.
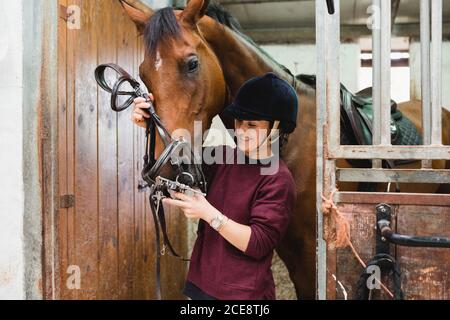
[186,58,199,73]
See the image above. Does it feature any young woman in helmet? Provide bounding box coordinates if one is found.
[132,72,298,300]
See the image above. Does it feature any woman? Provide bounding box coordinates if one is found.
[132,72,298,300]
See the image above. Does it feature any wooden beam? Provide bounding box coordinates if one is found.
[243,23,450,44]
[391,0,401,28]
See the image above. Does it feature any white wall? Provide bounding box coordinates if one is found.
[261,43,361,92]
[0,0,25,299]
[410,41,450,111]
[359,66,411,103]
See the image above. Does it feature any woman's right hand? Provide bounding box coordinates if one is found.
[131,93,155,128]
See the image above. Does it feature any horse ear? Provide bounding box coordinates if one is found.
[181,0,209,27]
[119,0,154,35]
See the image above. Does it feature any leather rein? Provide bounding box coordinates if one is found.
[95,63,207,299]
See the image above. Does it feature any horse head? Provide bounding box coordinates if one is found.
[120,0,227,183]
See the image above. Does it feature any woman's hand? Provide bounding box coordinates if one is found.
[131,94,155,128]
[162,191,217,223]
[164,191,253,254]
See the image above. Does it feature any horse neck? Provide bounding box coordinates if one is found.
[198,18,317,157]
[199,19,296,98]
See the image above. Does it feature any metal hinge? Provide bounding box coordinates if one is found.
[60,194,75,209]
[59,4,76,22]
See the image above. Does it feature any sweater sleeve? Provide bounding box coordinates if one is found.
[244,172,296,260]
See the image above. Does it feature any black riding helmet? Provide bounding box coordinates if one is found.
[223,72,298,133]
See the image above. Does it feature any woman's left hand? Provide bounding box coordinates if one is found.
[162,191,216,222]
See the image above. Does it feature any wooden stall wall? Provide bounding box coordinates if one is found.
[327,203,449,300]
[54,0,188,299]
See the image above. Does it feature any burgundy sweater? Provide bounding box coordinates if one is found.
[186,145,296,300]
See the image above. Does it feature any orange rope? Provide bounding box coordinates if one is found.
[321,190,394,299]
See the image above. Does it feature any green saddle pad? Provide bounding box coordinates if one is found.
[353,96,422,147]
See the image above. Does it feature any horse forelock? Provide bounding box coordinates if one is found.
[144,3,243,58]
[144,7,181,58]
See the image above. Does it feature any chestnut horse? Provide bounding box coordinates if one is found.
[119,0,450,299]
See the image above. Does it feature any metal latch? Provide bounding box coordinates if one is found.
[376,203,450,248]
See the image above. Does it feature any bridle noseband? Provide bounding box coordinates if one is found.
[95,63,207,299]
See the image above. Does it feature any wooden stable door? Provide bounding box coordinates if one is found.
[328,199,449,300]
[53,0,187,299]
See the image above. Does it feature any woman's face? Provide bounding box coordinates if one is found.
[234,119,271,155]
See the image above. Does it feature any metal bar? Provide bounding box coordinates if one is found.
[336,192,450,206]
[323,0,340,300]
[378,220,450,248]
[371,0,391,168]
[372,0,381,150]
[431,0,443,145]
[380,0,392,146]
[332,145,450,160]
[337,168,450,184]
[328,0,340,151]
[420,0,432,168]
[421,0,431,145]
[316,0,341,301]
[315,0,326,300]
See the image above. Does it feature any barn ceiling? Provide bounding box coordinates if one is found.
[214,0,450,43]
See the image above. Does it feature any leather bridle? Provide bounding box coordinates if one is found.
[95,63,207,299]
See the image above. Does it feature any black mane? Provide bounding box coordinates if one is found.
[204,2,243,32]
[144,7,181,57]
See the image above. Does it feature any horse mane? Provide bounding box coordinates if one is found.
[143,2,293,76]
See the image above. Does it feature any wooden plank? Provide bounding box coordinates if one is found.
[132,20,146,301]
[117,0,137,299]
[57,0,68,300]
[65,0,77,300]
[73,0,99,299]
[335,204,376,300]
[396,205,450,299]
[97,0,119,299]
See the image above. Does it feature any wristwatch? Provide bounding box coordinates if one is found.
[209,213,228,231]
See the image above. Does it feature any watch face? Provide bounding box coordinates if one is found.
[211,219,220,229]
